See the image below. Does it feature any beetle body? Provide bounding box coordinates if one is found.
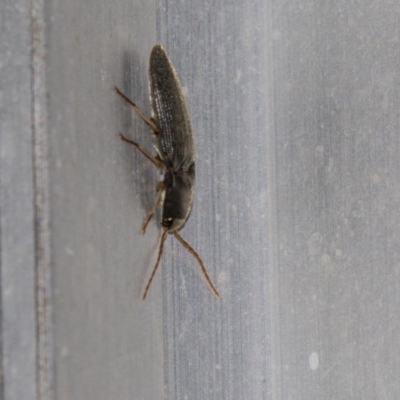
[149,45,196,231]
[116,45,218,299]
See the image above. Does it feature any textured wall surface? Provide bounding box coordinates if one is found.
[1,0,400,399]
[159,1,400,399]
[45,1,164,399]
[0,0,36,399]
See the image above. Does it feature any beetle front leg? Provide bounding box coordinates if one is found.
[141,181,165,234]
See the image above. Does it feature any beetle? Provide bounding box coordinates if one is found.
[115,44,219,300]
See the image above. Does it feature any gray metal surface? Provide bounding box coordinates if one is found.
[160,1,400,399]
[269,3,400,398]
[1,0,400,399]
[158,2,274,399]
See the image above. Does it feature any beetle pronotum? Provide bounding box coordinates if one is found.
[116,45,219,300]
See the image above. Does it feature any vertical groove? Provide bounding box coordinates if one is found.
[0,134,4,400]
[31,0,54,398]
[265,3,282,400]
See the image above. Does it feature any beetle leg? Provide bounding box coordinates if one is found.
[119,133,164,169]
[141,181,165,234]
[173,231,220,298]
[142,228,168,299]
[114,86,160,134]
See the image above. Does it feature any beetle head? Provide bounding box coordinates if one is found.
[162,216,186,231]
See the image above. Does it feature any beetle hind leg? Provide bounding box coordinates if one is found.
[119,133,164,169]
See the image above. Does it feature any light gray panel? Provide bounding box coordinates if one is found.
[158,2,275,399]
[159,1,400,399]
[0,0,37,399]
[45,1,163,399]
[273,2,400,398]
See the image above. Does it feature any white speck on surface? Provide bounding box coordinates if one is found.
[218,271,227,283]
[309,352,319,370]
[65,246,75,256]
[372,173,381,184]
[315,145,324,156]
[272,29,281,40]
[60,346,69,357]
[235,69,242,83]
[4,286,14,297]
[320,254,331,265]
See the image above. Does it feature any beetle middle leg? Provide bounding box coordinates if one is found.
[119,133,164,169]
[141,181,164,234]
[114,86,160,134]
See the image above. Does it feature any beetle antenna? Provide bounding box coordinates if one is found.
[142,228,168,300]
[173,231,220,298]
